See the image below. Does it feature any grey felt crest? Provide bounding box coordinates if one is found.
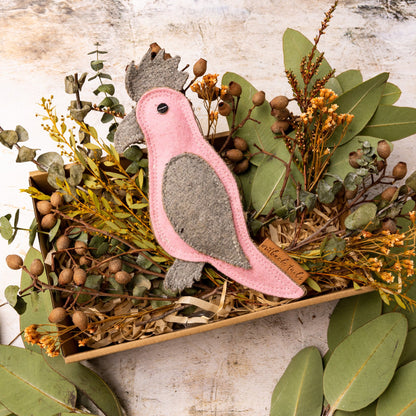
[114,47,189,153]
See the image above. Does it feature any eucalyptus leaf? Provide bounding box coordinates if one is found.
[0,345,77,415]
[101,113,114,123]
[323,313,407,412]
[0,402,15,416]
[0,130,18,148]
[398,327,416,367]
[95,84,115,95]
[4,285,20,307]
[20,248,54,352]
[344,202,377,230]
[29,218,38,246]
[43,354,124,416]
[15,125,29,142]
[383,282,416,329]
[68,163,84,187]
[69,101,92,122]
[49,218,61,242]
[0,216,13,240]
[123,145,143,161]
[283,28,332,92]
[359,105,416,141]
[334,402,377,416]
[380,82,401,105]
[64,75,78,94]
[16,145,36,163]
[336,69,363,92]
[270,346,323,416]
[328,73,389,147]
[376,360,416,416]
[327,291,382,352]
[47,162,66,189]
[320,235,346,261]
[326,77,343,96]
[37,152,64,172]
[317,180,336,204]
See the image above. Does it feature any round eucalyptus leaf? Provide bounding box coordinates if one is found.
[0,130,18,148]
[0,216,13,240]
[47,162,66,189]
[69,101,92,122]
[4,285,20,307]
[15,125,29,142]
[398,327,416,367]
[376,361,416,416]
[334,402,376,415]
[68,163,84,187]
[16,145,37,163]
[37,152,64,172]
[324,313,407,412]
[344,202,377,230]
[270,346,323,416]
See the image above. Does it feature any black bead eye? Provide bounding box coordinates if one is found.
[157,103,169,114]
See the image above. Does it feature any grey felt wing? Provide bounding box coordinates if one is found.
[162,153,250,269]
[114,110,144,153]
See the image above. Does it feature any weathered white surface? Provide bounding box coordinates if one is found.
[0,1,416,414]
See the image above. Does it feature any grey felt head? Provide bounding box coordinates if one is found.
[114,47,189,153]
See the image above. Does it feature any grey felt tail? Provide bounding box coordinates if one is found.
[164,259,205,292]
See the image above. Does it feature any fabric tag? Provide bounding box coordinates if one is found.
[259,239,309,285]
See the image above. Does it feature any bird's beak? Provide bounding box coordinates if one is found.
[114,109,145,154]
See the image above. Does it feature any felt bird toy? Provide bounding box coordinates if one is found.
[115,47,304,299]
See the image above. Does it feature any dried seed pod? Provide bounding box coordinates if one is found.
[6,254,23,270]
[221,92,234,103]
[115,270,132,285]
[41,213,57,230]
[377,140,391,159]
[271,120,290,134]
[193,58,207,77]
[392,162,407,180]
[56,235,71,251]
[270,96,289,110]
[349,151,360,169]
[30,258,44,276]
[233,137,248,152]
[150,42,161,58]
[36,200,52,216]
[72,310,88,331]
[271,107,290,120]
[79,256,91,267]
[74,241,88,256]
[226,149,244,162]
[58,268,74,285]
[50,192,64,208]
[218,101,231,116]
[252,91,265,107]
[48,307,67,323]
[108,258,122,274]
[345,188,358,200]
[73,268,87,286]
[233,158,249,174]
[376,159,386,172]
[228,81,242,97]
[382,218,397,234]
[381,186,398,201]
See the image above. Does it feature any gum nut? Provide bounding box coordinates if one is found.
[233,158,249,174]
[73,268,87,285]
[252,91,265,107]
[108,258,122,274]
[377,140,391,159]
[226,149,244,162]
[376,159,386,172]
[115,270,132,285]
[79,256,91,267]
[348,151,360,169]
[48,307,67,323]
[30,258,44,276]
[58,268,74,285]
[72,310,88,331]
[233,137,248,152]
[50,192,64,208]
[56,235,71,251]
[228,81,242,97]
[381,186,398,201]
[392,162,407,180]
[6,254,23,270]
[74,241,88,255]
[275,108,290,121]
[41,213,57,230]
[36,200,52,215]
[382,218,397,234]
[345,188,358,200]
[193,58,207,77]
[270,95,289,110]
[271,120,290,134]
[218,101,231,116]
[221,92,234,103]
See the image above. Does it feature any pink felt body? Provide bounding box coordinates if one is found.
[136,88,304,298]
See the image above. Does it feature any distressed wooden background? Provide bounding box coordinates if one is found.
[1,1,416,415]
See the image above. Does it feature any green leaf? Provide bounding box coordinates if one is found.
[47,162,66,189]
[123,145,143,161]
[95,84,115,95]
[0,402,16,415]
[251,141,302,215]
[383,282,416,330]
[15,125,29,142]
[359,105,416,141]
[16,145,36,163]
[336,70,363,92]
[0,130,18,148]
[376,360,416,416]
[101,113,114,123]
[20,248,54,352]
[43,355,124,416]
[380,82,401,105]
[323,313,408,412]
[320,235,346,261]
[398,327,416,367]
[98,96,119,108]
[270,346,323,416]
[334,402,376,415]
[0,216,13,240]
[29,218,38,246]
[327,291,382,352]
[48,218,61,242]
[0,345,77,415]
[344,202,378,230]
[4,285,20,307]
[68,163,84,186]
[283,28,332,92]
[325,77,343,96]
[90,59,104,71]
[37,152,64,172]
[328,73,389,147]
